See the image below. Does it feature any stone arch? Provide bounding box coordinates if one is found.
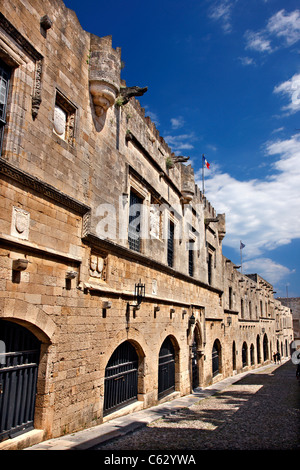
[256,334,261,364]
[232,340,237,371]
[0,299,56,343]
[158,335,179,399]
[190,322,203,389]
[263,333,269,361]
[242,341,248,367]
[212,338,222,377]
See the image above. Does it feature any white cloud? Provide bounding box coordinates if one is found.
[238,56,256,66]
[243,258,294,285]
[208,0,236,33]
[274,73,300,115]
[164,133,196,152]
[267,9,300,46]
[171,116,185,130]
[195,134,300,263]
[245,9,300,54]
[244,31,273,53]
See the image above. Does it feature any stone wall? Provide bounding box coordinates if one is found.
[0,0,294,449]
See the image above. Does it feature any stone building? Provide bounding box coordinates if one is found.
[276,297,300,342]
[0,0,294,450]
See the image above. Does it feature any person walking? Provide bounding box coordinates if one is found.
[273,352,277,363]
[276,352,281,363]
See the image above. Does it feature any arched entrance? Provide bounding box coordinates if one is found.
[242,342,248,367]
[256,335,261,364]
[0,320,41,442]
[103,341,138,416]
[158,336,175,399]
[232,341,237,372]
[263,334,269,361]
[191,334,199,390]
[212,339,221,377]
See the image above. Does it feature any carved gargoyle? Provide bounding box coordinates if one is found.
[172,155,190,163]
[117,86,148,105]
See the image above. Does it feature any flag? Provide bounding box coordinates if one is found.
[240,241,245,249]
[202,154,210,169]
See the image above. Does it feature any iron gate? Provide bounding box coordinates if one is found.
[0,320,40,442]
[103,341,138,416]
[158,337,175,399]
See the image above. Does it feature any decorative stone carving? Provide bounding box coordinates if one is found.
[89,254,106,280]
[150,205,160,239]
[11,207,30,240]
[181,164,195,203]
[40,15,52,30]
[117,86,148,106]
[32,59,43,119]
[89,35,121,117]
[53,104,67,139]
[89,81,117,117]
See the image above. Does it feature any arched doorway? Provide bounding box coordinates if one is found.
[232,341,237,372]
[0,320,41,442]
[191,333,199,390]
[103,341,138,416]
[158,336,175,399]
[212,339,221,377]
[242,342,248,367]
[263,334,269,361]
[250,344,255,365]
[256,335,261,364]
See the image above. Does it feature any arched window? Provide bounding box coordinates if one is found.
[212,339,221,377]
[158,336,175,399]
[242,342,248,367]
[104,341,138,415]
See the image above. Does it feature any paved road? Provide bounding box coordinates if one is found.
[94,360,300,451]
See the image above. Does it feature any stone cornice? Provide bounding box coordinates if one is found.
[83,232,223,296]
[0,158,90,215]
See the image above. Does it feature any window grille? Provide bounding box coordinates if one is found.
[0,61,11,154]
[167,220,174,267]
[128,191,142,252]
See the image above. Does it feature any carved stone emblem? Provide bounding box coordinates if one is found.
[89,254,106,280]
[150,205,160,239]
[53,105,67,139]
[11,207,30,240]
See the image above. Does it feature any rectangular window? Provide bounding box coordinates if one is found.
[229,287,232,310]
[167,220,174,267]
[128,191,142,252]
[188,240,194,277]
[53,90,76,145]
[207,252,212,285]
[0,60,11,154]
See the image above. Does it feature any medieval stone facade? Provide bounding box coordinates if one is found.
[0,0,294,450]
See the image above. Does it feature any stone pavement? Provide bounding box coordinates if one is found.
[26,359,299,451]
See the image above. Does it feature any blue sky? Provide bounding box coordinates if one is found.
[64,0,300,297]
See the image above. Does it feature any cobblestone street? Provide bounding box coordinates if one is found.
[94,361,300,451]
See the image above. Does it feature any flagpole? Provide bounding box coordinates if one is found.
[240,241,243,274]
[202,154,205,196]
